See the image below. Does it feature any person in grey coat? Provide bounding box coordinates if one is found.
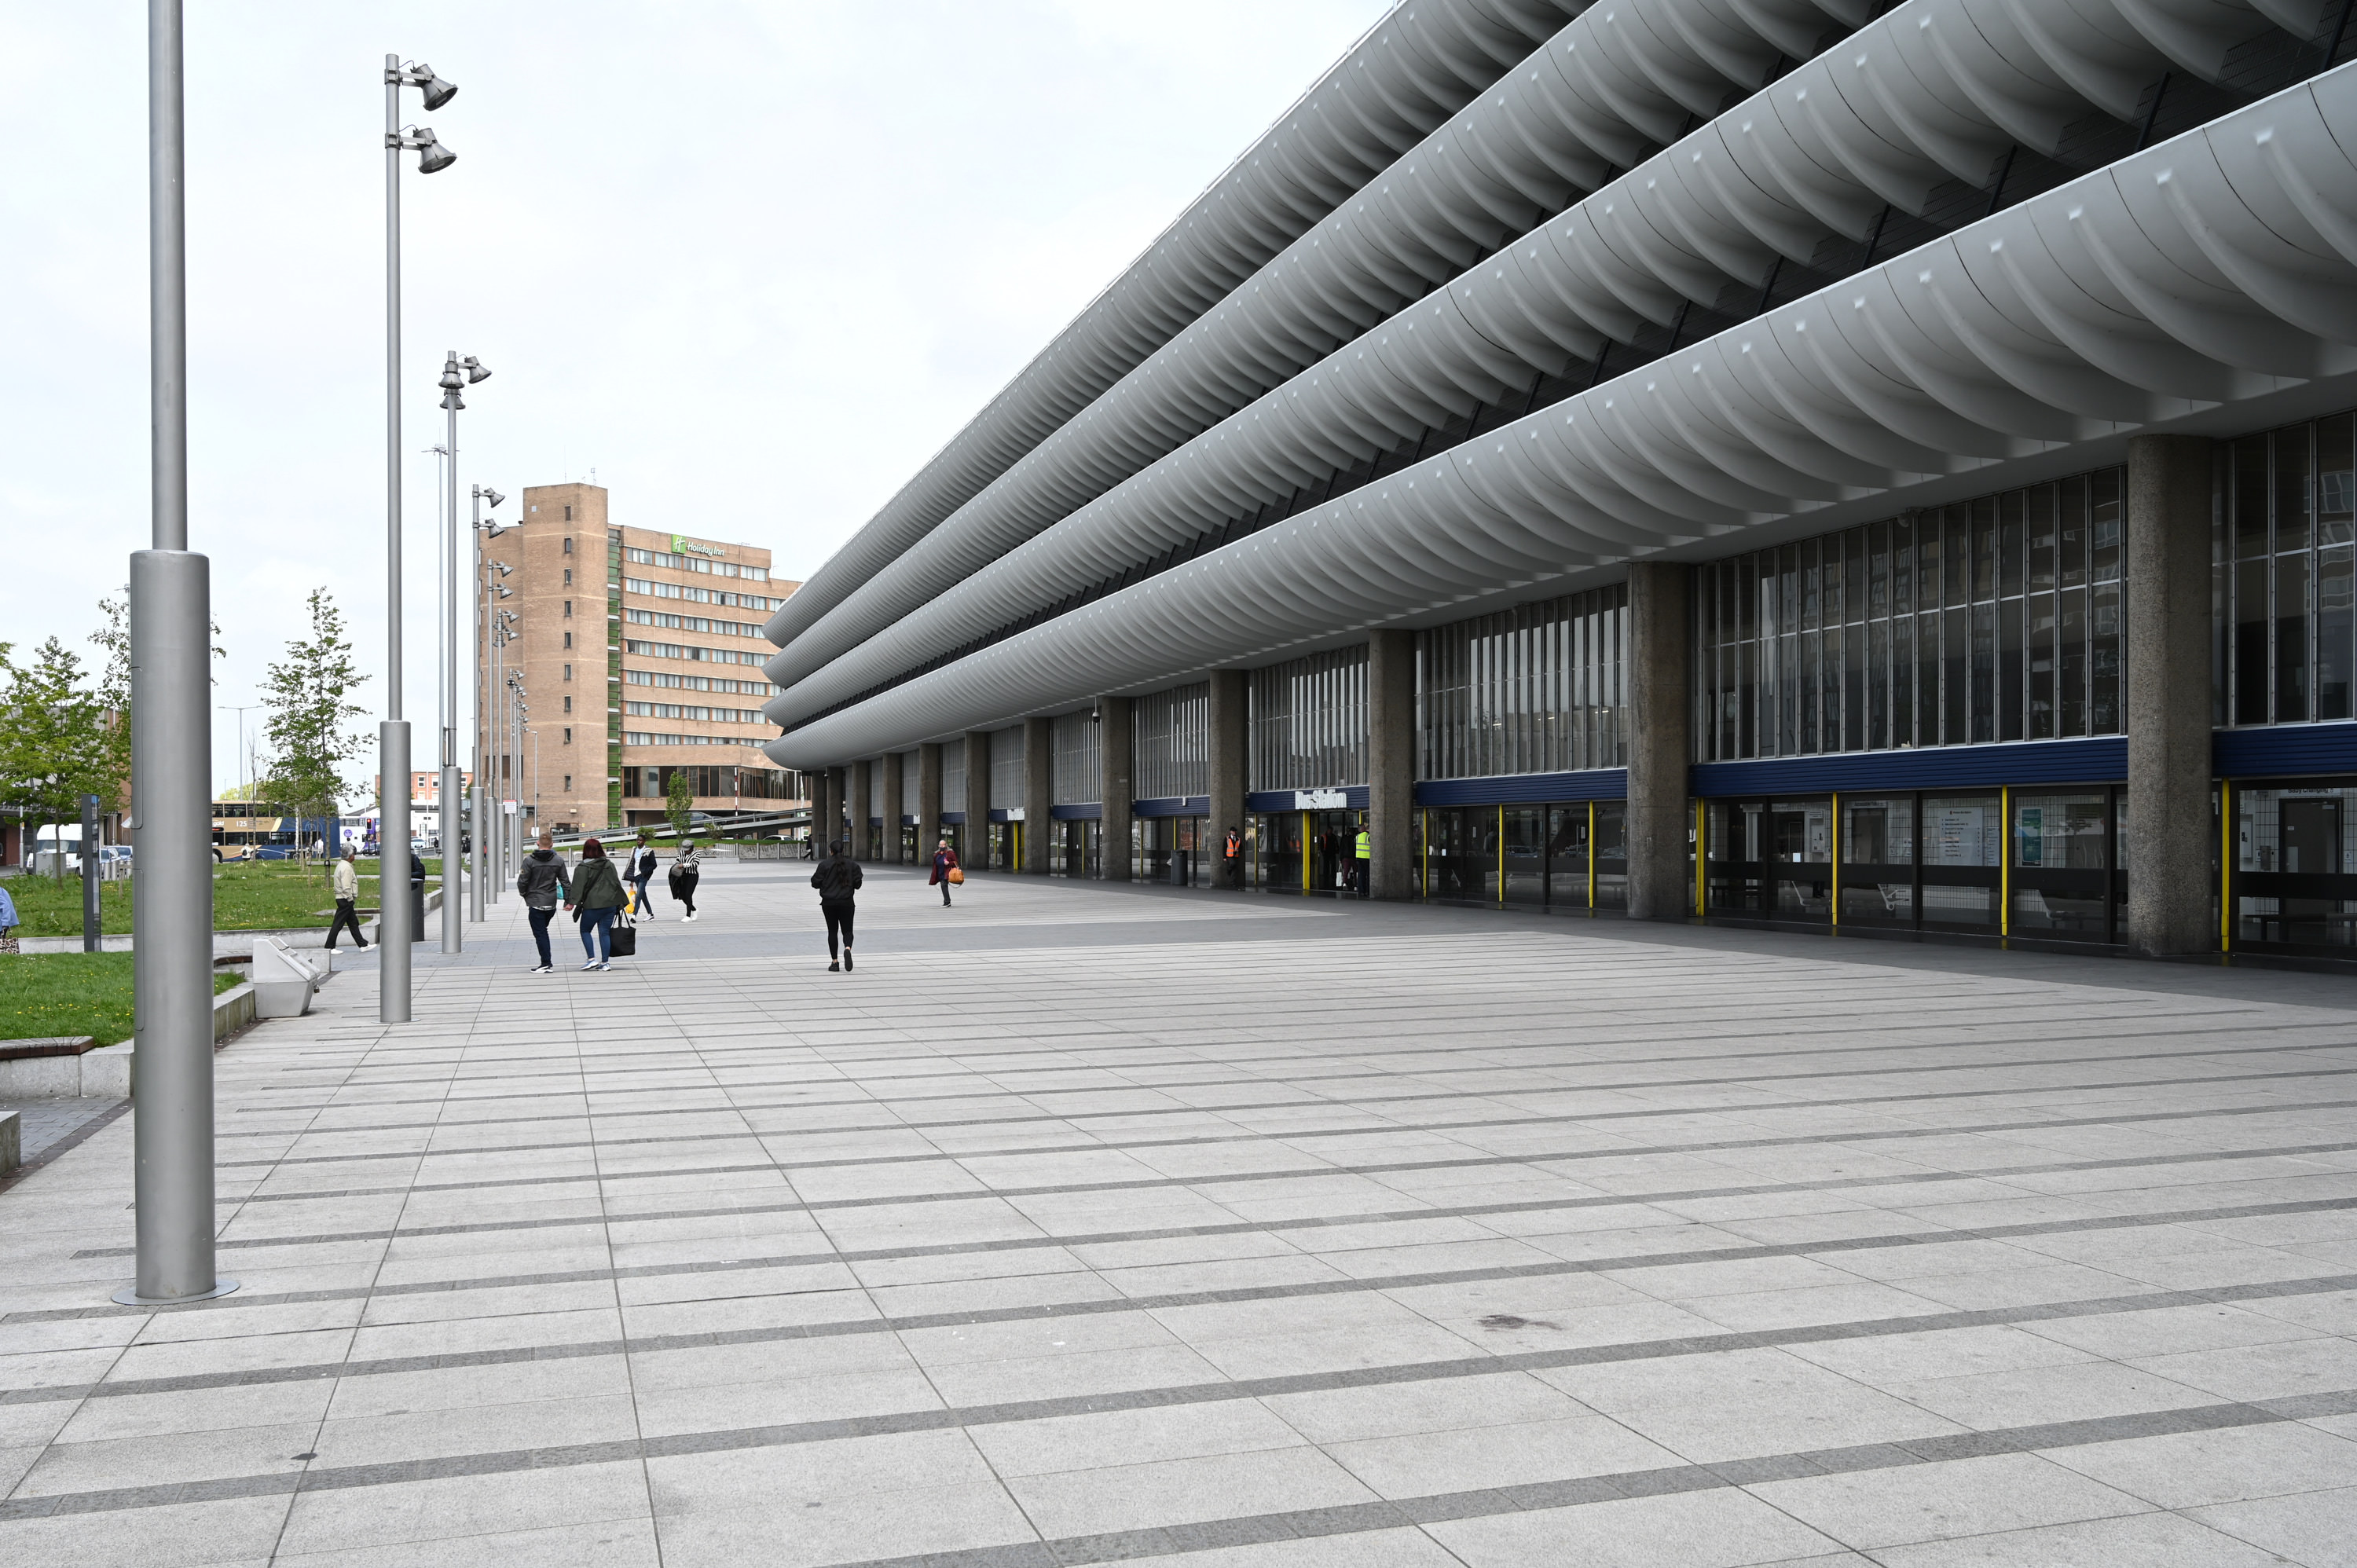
[516,832,570,974]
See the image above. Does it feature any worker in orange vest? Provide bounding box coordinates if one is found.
[1222,826,1244,888]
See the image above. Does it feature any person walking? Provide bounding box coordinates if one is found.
[811,838,862,971]
[325,846,368,950]
[1354,821,1372,897]
[517,832,570,973]
[565,837,627,970]
[929,837,959,907]
[670,839,703,921]
[0,881,20,956]
[626,833,660,923]
[1222,826,1244,888]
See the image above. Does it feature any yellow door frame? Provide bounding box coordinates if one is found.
[1829,792,1840,928]
[1587,799,1597,909]
[2220,779,2234,951]
[1999,785,2012,940]
[1496,804,1506,905]
[1692,798,1706,918]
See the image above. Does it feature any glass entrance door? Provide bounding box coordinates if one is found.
[1309,810,1359,896]
[1253,812,1302,891]
[1706,798,1831,922]
[2236,782,2357,951]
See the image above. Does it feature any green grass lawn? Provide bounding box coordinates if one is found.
[5,859,442,937]
[0,952,244,1045]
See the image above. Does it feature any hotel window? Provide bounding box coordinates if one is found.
[563,535,573,551]
[2223,410,2357,726]
[563,775,573,790]
[563,599,572,616]
[563,506,573,522]
[563,727,572,744]
[563,695,572,713]
[563,632,572,650]
[563,663,572,681]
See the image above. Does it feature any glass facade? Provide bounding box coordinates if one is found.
[942,738,965,814]
[1134,684,1208,800]
[1695,470,2125,760]
[988,726,1025,808]
[900,751,918,819]
[1419,587,1626,779]
[1250,648,1368,791]
[1419,803,1625,909]
[1051,710,1098,804]
[1700,788,2125,943]
[2223,411,2357,726]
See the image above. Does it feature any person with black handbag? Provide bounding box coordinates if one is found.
[564,838,627,971]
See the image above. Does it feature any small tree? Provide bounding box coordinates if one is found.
[258,589,369,873]
[665,768,693,839]
[0,638,113,881]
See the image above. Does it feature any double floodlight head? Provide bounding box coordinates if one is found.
[391,60,458,112]
[462,357,491,385]
[390,125,456,174]
[479,487,505,508]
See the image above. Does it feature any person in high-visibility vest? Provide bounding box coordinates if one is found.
[1354,824,1372,897]
[1222,826,1244,888]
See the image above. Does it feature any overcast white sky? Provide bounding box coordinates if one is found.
[1,2,1392,795]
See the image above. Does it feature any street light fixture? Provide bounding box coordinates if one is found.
[123,0,236,1304]
[467,479,506,922]
[436,351,489,954]
[379,51,460,1021]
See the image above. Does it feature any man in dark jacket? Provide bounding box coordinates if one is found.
[516,833,570,974]
[809,840,863,972]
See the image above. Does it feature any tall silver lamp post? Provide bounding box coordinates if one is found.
[120,0,235,1304]
[380,53,457,1021]
[436,351,489,952]
[471,489,509,921]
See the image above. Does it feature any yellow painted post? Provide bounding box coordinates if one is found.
[1693,798,1706,918]
[2000,785,2012,939]
[1496,804,1505,904]
[1587,799,1597,909]
[1301,811,1310,893]
[2220,780,2234,951]
[1830,792,1840,928]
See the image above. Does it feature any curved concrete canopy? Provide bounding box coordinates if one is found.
[764,0,1579,654]
[768,67,2357,766]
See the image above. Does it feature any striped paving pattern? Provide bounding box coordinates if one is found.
[5,861,2357,1566]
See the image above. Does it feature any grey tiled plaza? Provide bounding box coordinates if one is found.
[7,861,2357,1566]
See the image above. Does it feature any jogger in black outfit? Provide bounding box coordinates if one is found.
[810,840,863,971]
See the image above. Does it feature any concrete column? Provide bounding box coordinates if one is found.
[1626,562,1693,921]
[880,751,904,863]
[826,766,849,854]
[1098,696,1133,881]
[917,742,943,859]
[1022,716,1051,874]
[964,729,992,868]
[1367,631,1415,899]
[2126,434,2215,956]
[851,760,874,861]
[1207,670,1247,861]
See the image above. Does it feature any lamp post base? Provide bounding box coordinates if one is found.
[112,1278,240,1306]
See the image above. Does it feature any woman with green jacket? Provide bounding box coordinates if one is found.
[565,837,628,970]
